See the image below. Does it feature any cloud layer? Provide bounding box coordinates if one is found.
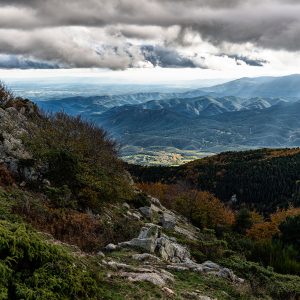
[0,0,299,69]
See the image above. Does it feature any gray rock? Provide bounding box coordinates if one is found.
[202,261,221,272]
[160,212,176,229]
[139,206,152,219]
[149,196,163,207]
[116,224,244,284]
[119,271,171,287]
[166,265,190,271]
[105,243,118,251]
[122,202,130,209]
[97,251,105,258]
[119,224,160,252]
[162,286,175,296]
[132,253,162,262]
[157,236,191,263]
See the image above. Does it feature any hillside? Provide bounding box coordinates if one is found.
[95,99,300,155]
[128,148,300,214]
[1,85,300,299]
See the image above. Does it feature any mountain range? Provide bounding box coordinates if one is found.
[35,74,300,161]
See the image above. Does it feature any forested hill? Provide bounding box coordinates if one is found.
[128,148,300,214]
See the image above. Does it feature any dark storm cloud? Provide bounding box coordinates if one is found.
[140,45,198,68]
[0,0,299,68]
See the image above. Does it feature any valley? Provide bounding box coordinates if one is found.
[26,74,300,165]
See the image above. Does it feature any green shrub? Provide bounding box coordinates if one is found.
[24,112,134,212]
[279,214,300,250]
[234,208,253,234]
[220,255,300,299]
[0,220,101,299]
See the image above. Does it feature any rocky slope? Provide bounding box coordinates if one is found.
[0,91,299,299]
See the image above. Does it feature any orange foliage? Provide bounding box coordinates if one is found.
[190,191,235,228]
[137,182,234,228]
[249,210,264,225]
[247,207,300,240]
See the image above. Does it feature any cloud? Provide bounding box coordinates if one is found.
[140,45,199,68]
[0,0,299,69]
[219,54,269,67]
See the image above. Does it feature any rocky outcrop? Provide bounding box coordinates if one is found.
[103,259,174,287]
[109,223,244,284]
[118,223,191,263]
[167,261,244,283]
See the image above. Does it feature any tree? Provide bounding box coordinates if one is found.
[279,214,300,249]
[234,208,252,234]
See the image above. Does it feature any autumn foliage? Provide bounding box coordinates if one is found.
[137,182,234,228]
[247,207,300,240]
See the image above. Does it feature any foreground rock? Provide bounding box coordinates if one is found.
[110,223,244,284]
[103,259,174,287]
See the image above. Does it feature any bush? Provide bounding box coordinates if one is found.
[25,112,134,211]
[0,220,100,299]
[0,82,14,106]
[234,208,253,234]
[220,255,300,299]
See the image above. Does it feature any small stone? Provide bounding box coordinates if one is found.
[162,286,175,297]
[105,243,118,251]
[97,251,105,258]
[122,202,130,209]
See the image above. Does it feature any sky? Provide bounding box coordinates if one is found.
[1,0,300,82]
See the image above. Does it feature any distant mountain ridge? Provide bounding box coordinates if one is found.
[34,74,300,156]
[197,74,300,98]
